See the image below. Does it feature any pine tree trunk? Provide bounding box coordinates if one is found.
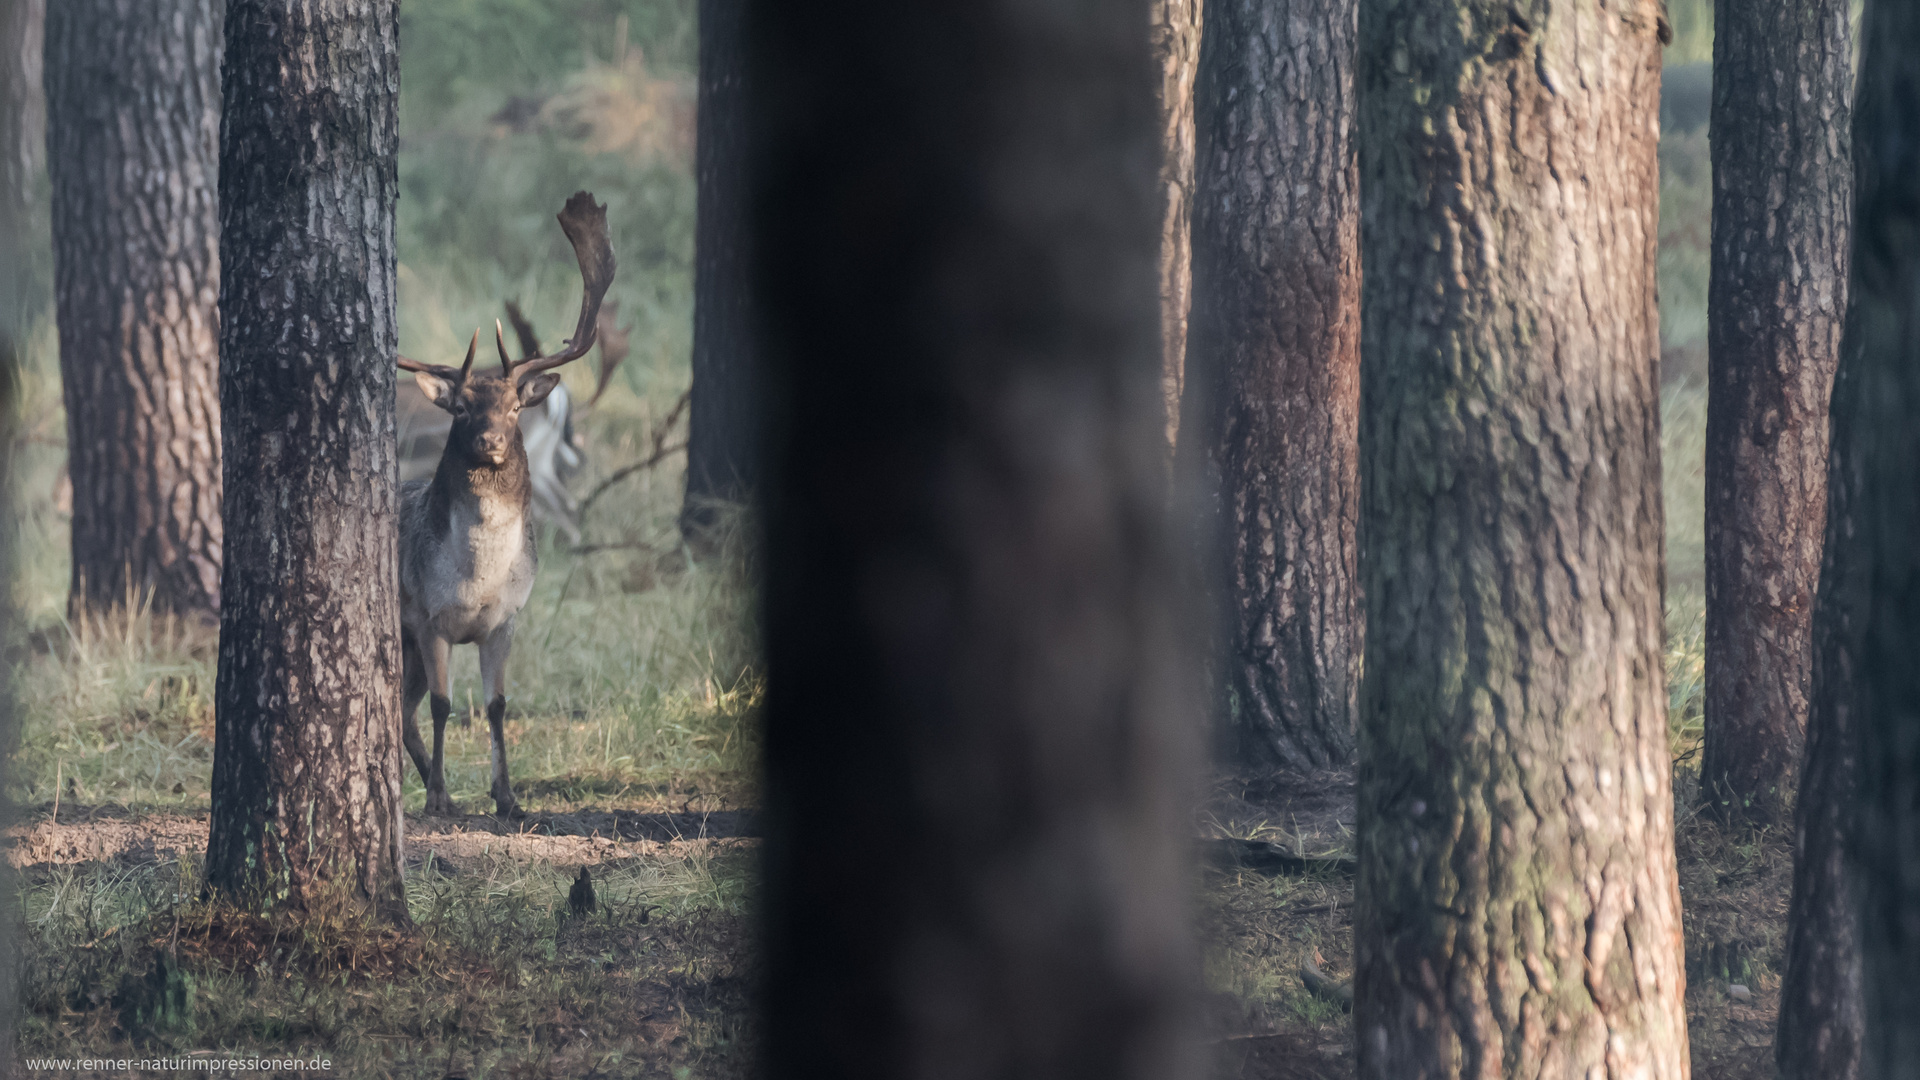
[1184,0,1359,771]
[1153,0,1202,450]
[1698,0,1852,828]
[44,0,223,621]
[204,0,406,920]
[1353,0,1688,1073]
[751,2,1202,1076]
[1775,357,1864,1080]
[1826,6,1920,1072]
[680,0,755,545]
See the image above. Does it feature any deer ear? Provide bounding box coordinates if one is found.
[413,371,460,411]
[519,372,563,409]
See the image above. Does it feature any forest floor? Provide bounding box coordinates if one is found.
[2,765,1793,1079]
[1196,768,1794,1080]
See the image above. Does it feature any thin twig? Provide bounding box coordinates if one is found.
[577,389,691,523]
[563,540,658,556]
[577,439,688,520]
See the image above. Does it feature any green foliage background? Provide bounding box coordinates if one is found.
[394,0,698,406]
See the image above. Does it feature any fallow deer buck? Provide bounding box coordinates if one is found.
[397,191,615,817]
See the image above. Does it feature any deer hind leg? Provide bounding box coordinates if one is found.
[401,629,432,785]
[480,621,523,819]
[421,634,457,816]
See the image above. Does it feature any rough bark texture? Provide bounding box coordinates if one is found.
[1352,0,1688,1075]
[1183,0,1360,771]
[1822,7,1920,1073]
[1774,281,1864,1080]
[1698,0,1852,828]
[44,0,223,621]
[1153,0,1203,450]
[1758,10,1858,1076]
[204,0,406,920]
[680,0,755,544]
[751,2,1202,1077]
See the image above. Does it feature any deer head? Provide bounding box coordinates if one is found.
[399,192,617,472]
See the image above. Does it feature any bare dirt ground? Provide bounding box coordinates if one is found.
[5,804,762,873]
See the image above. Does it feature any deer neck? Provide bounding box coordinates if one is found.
[427,438,532,539]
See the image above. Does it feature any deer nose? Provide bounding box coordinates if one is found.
[475,432,509,460]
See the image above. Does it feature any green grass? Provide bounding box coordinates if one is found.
[15,845,755,1077]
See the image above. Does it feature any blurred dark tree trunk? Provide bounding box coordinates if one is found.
[205,0,406,921]
[1183,0,1359,771]
[750,2,1202,1077]
[1,0,43,338]
[1353,0,1688,1074]
[1806,4,1920,1072]
[1153,0,1202,451]
[680,0,755,547]
[1699,0,1852,828]
[44,0,223,620]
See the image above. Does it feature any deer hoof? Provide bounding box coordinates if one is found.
[425,789,458,816]
[494,800,525,821]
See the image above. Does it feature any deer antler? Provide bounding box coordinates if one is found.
[513,191,617,382]
[503,299,542,360]
[495,319,514,376]
[398,328,479,394]
[587,300,631,407]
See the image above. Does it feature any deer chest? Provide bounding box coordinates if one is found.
[403,500,539,646]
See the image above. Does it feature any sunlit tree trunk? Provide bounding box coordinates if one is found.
[204,0,406,921]
[751,2,1203,1076]
[1153,0,1202,450]
[1698,0,1852,828]
[1183,0,1360,771]
[1809,5,1920,1073]
[681,0,755,546]
[1353,0,1688,1074]
[44,0,223,621]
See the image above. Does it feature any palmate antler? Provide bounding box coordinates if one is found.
[398,191,616,386]
[503,192,617,382]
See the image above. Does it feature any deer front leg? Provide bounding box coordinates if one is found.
[401,630,432,784]
[479,621,523,819]
[420,634,457,816]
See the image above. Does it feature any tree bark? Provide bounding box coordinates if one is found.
[1774,333,1864,1079]
[43,0,223,621]
[680,0,755,546]
[1153,0,1203,451]
[1352,0,1688,1075]
[1183,0,1360,771]
[1823,7,1920,1073]
[204,0,406,921]
[1698,0,1852,828]
[750,2,1202,1077]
